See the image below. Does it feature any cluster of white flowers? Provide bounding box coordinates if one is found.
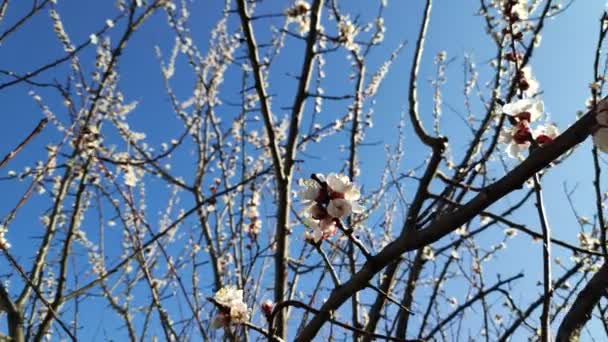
[337,17,359,53]
[0,225,10,249]
[245,191,262,236]
[519,66,539,97]
[421,245,435,261]
[79,125,102,157]
[504,0,529,20]
[298,173,364,243]
[577,231,599,250]
[285,0,311,35]
[50,9,75,53]
[122,165,139,187]
[218,253,233,275]
[94,36,113,80]
[371,17,385,44]
[364,41,404,97]
[499,98,558,158]
[212,286,250,328]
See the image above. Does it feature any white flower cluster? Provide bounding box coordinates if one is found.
[123,165,139,187]
[285,0,311,35]
[504,0,528,20]
[245,191,262,236]
[50,9,75,53]
[421,245,435,261]
[212,286,250,328]
[298,173,364,243]
[499,98,558,159]
[371,17,385,44]
[338,17,359,53]
[0,225,10,249]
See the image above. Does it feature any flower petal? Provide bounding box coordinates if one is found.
[327,198,352,218]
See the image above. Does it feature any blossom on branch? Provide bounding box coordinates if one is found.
[298,173,364,242]
[499,121,531,158]
[337,17,359,53]
[502,98,544,123]
[285,0,311,35]
[212,286,250,328]
[303,212,337,243]
[533,124,559,146]
[298,173,364,218]
[261,300,274,316]
[500,98,558,158]
[519,66,540,97]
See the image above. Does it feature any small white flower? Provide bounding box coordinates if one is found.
[499,122,531,159]
[229,301,250,324]
[504,228,518,237]
[89,34,98,45]
[298,177,322,204]
[325,173,364,217]
[502,98,544,123]
[0,225,10,249]
[327,198,352,218]
[511,2,529,20]
[303,215,336,243]
[123,165,138,187]
[421,245,435,261]
[520,66,539,96]
[533,124,559,145]
[285,0,311,35]
[450,249,460,259]
[213,286,250,325]
[338,17,359,52]
[326,173,356,198]
[454,225,468,236]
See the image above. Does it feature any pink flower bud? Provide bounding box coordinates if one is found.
[261,300,274,316]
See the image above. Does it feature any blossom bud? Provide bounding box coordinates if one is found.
[261,300,274,316]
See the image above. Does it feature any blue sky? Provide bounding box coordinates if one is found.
[1,0,608,340]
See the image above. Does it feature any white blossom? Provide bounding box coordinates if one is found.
[0,225,10,249]
[285,1,311,35]
[303,215,336,243]
[123,165,138,187]
[338,17,359,52]
[502,98,544,123]
[421,246,435,261]
[298,173,364,220]
[213,286,250,327]
[520,66,539,97]
[499,122,531,159]
[298,177,322,204]
[504,228,518,237]
[532,124,559,145]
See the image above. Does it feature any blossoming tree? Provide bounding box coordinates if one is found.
[1,0,608,341]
